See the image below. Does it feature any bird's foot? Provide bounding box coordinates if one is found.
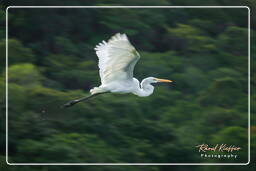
[62,100,79,108]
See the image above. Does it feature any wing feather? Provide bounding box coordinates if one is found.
[94,33,140,85]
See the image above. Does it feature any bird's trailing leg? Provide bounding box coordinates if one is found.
[62,92,109,108]
[62,99,81,108]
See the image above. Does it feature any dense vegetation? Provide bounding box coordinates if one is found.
[0,0,255,171]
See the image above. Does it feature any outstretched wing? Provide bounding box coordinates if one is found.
[94,33,140,85]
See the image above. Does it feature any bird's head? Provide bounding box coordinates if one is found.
[139,77,173,96]
[146,77,173,84]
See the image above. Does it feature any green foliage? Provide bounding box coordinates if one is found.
[0,39,5,71]
[8,83,27,112]
[211,126,248,162]
[217,26,248,56]
[8,63,44,87]
[7,39,35,65]
[16,133,120,163]
[1,5,253,170]
[166,24,214,52]
[198,77,245,107]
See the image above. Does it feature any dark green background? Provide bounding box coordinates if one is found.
[0,0,255,171]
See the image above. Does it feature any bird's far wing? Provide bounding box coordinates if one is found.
[94,33,140,85]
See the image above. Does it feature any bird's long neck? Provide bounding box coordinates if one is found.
[134,78,154,97]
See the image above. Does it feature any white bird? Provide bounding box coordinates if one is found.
[63,33,172,107]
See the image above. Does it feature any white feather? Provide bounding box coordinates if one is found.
[94,33,140,85]
[88,33,172,97]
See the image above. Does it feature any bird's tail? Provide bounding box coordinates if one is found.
[90,87,107,95]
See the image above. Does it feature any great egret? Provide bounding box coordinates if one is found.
[63,33,172,107]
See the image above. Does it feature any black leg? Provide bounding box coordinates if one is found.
[62,99,80,108]
[61,92,110,108]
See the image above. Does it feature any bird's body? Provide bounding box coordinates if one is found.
[63,33,172,107]
[91,33,171,96]
[91,77,154,97]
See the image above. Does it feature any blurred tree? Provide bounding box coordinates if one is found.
[218,26,248,52]
[211,126,248,162]
[0,39,35,71]
[8,63,44,87]
[8,39,35,65]
[15,133,120,163]
[198,77,244,108]
[1,6,251,166]
[166,24,214,53]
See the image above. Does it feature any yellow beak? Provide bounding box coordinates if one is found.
[156,78,173,83]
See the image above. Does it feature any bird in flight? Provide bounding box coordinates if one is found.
[63,33,172,107]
